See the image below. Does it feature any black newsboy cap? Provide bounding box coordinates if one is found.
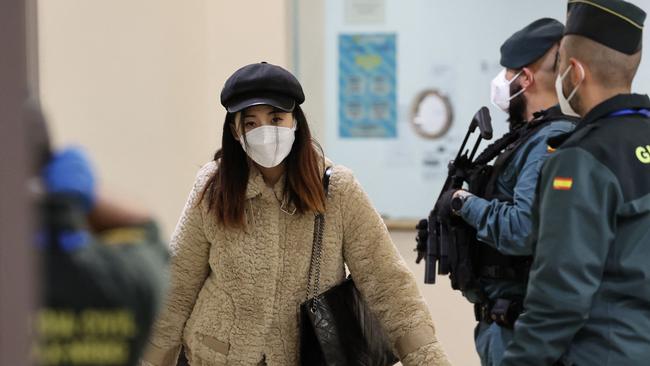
[500,18,565,69]
[220,62,305,113]
[566,0,646,55]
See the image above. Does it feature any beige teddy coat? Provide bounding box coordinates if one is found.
[142,161,450,366]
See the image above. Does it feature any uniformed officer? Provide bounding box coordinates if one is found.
[432,18,574,365]
[438,18,577,366]
[31,118,169,366]
[501,1,650,365]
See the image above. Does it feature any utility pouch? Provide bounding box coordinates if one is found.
[490,298,523,329]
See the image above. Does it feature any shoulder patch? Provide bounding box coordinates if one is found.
[552,177,573,190]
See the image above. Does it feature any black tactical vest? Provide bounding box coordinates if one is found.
[464,106,578,291]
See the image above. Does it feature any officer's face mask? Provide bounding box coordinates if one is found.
[555,62,585,118]
[238,121,297,168]
[491,69,526,112]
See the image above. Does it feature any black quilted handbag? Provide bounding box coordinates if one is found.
[299,167,398,366]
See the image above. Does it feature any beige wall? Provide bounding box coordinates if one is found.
[38,0,290,235]
[295,0,326,142]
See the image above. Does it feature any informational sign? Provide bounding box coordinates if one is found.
[339,33,397,138]
[344,0,385,25]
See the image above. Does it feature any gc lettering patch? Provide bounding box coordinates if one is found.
[34,309,136,365]
[636,145,650,164]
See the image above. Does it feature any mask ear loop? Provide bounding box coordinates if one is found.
[560,64,573,80]
[566,62,585,102]
[508,70,523,84]
[508,70,527,101]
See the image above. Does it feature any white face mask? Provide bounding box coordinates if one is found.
[490,69,525,112]
[239,123,297,168]
[555,63,585,118]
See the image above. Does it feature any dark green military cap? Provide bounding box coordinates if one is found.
[500,18,565,69]
[566,0,646,54]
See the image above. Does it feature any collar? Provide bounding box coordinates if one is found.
[578,93,650,129]
[245,165,297,214]
[245,167,264,200]
[531,104,563,122]
[244,166,288,201]
[526,104,575,138]
[244,157,331,211]
[548,94,650,148]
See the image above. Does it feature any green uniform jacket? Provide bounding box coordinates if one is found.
[37,195,169,366]
[502,94,650,366]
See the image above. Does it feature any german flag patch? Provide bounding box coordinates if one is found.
[553,177,573,190]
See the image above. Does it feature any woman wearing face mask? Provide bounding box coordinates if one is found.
[141,62,450,366]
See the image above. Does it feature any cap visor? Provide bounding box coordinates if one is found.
[227,94,295,113]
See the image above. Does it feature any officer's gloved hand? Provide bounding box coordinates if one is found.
[435,189,456,223]
[42,146,97,213]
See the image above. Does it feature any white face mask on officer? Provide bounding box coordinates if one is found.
[555,62,585,118]
[490,69,526,112]
[239,122,297,168]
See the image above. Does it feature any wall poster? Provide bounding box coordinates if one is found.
[339,33,397,138]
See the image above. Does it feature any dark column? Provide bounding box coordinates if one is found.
[0,0,37,365]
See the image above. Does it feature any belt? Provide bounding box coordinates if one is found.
[477,264,530,280]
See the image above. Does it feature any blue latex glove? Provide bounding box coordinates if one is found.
[42,146,97,212]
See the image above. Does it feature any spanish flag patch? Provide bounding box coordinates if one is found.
[553,177,573,190]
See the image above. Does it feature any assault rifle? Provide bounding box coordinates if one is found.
[416,107,493,285]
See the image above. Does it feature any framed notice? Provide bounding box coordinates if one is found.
[339,33,397,138]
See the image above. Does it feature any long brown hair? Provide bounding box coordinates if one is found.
[199,105,326,228]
